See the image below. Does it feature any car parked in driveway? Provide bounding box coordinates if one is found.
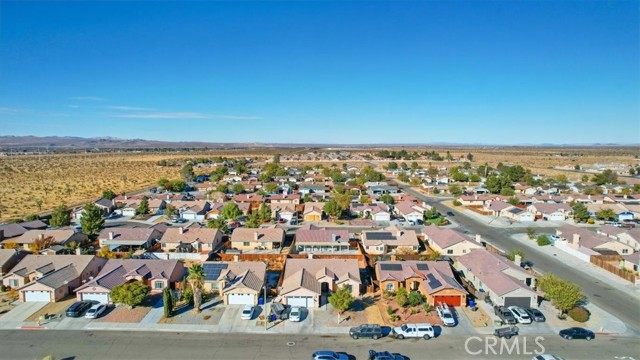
[311,351,349,360]
[84,303,108,319]
[559,327,594,340]
[524,307,546,322]
[349,324,382,340]
[508,306,532,324]
[241,305,255,320]
[289,306,302,322]
[494,305,517,324]
[66,300,93,318]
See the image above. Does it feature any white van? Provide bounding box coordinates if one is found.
[392,323,435,340]
[436,303,456,327]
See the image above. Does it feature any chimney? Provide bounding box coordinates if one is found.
[254,232,259,241]
[513,254,522,266]
[475,234,482,243]
[307,253,314,259]
[572,233,580,244]
[475,195,478,200]
[179,227,184,234]
[233,254,239,262]
[108,231,114,240]
[39,233,45,240]
[587,195,591,200]
[75,248,81,256]
[124,195,128,200]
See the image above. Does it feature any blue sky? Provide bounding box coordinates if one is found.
[1,1,638,144]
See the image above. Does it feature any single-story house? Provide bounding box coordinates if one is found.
[271,203,298,222]
[361,227,420,255]
[0,220,48,242]
[295,225,353,254]
[376,261,468,307]
[350,203,391,222]
[0,249,28,276]
[621,253,639,274]
[456,249,537,308]
[422,227,482,256]
[502,207,535,222]
[527,203,572,221]
[279,258,361,308]
[230,227,285,252]
[179,202,211,221]
[485,200,511,216]
[269,194,301,205]
[202,261,266,305]
[120,199,166,217]
[75,259,185,304]
[159,227,223,254]
[556,225,634,256]
[3,230,88,252]
[394,200,429,222]
[2,255,106,302]
[97,228,163,252]
[303,202,325,222]
[597,226,640,251]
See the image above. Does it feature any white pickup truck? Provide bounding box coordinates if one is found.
[436,303,456,327]
[391,323,435,340]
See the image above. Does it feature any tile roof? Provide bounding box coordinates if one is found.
[11,229,76,245]
[458,249,533,296]
[528,203,572,213]
[488,200,511,212]
[230,228,285,243]
[0,220,47,239]
[0,249,21,266]
[4,255,97,279]
[280,258,360,296]
[98,228,161,241]
[295,226,349,244]
[303,202,325,215]
[35,264,80,289]
[377,261,465,294]
[395,200,426,216]
[75,259,183,292]
[422,227,472,249]
[160,227,221,244]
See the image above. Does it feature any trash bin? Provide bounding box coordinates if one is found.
[469,300,475,308]
[270,314,276,322]
[258,298,264,305]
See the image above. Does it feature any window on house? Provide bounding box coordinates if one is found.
[447,249,453,255]
[462,249,467,254]
[154,281,164,289]
[385,283,394,291]
[622,249,629,254]
[162,243,167,248]
[243,242,250,247]
[10,279,18,287]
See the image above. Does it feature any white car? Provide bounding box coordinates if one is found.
[508,306,532,324]
[532,355,565,360]
[548,234,561,242]
[436,303,456,327]
[84,303,107,319]
[241,305,255,320]
[289,306,302,322]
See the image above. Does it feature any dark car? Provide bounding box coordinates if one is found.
[559,327,595,340]
[368,350,405,360]
[312,351,349,360]
[349,324,382,340]
[446,211,455,216]
[524,307,546,322]
[66,301,93,318]
[494,305,517,324]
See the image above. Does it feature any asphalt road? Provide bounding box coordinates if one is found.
[398,185,640,335]
[0,330,637,360]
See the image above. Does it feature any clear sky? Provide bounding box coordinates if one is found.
[1,1,638,145]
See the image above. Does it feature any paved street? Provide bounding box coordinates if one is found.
[397,184,640,335]
[0,330,638,360]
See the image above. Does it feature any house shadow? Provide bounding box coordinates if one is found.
[350,296,376,312]
[201,298,223,311]
[171,303,194,317]
[433,325,442,338]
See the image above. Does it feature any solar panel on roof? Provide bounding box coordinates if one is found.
[416,263,429,271]
[380,263,403,271]
[367,232,396,241]
[426,273,442,289]
[202,263,228,280]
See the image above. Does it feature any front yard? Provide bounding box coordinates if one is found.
[0,291,18,317]
[95,294,160,323]
[376,291,443,326]
[26,298,76,322]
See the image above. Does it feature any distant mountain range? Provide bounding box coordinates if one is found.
[0,135,636,150]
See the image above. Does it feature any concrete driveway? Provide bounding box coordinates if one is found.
[0,301,49,326]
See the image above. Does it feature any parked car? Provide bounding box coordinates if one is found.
[172,218,187,224]
[84,303,108,319]
[559,327,595,340]
[66,301,93,318]
[368,350,405,360]
[415,219,424,225]
[407,220,416,226]
[278,218,287,224]
[494,305,517,324]
[391,323,434,340]
[604,221,622,227]
[446,211,455,216]
[312,351,349,360]
[548,234,561,242]
[621,222,636,229]
[396,217,406,222]
[349,324,382,340]
[532,355,565,360]
[508,306,532,324]
[436,303,456,327]
[241,305,255,320]
[524,307,546,322]
[493,326,519,339]
[289,306,302,322]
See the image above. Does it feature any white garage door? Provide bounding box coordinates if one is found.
[286,296,312,308]
[81,292,109,304]
[24,290,51,302]
[548,213,564,221]
[227,293,254,305]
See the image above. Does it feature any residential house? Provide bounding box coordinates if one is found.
[2,255,106,302]
[0,249,28,276]
[376,261,467,306]
[350,203,391,222]
[459,195,494,207]
[230,227,285,252]
[179,202,211,221]
[98,228,163,251]
[394,200,429,222]
[527,203,572,221]
[485,200,511,216]
[361,227,420,255]
[303,202,325,222]
[422,227,482,256]
[271,203,298,223]
[202,261,266,305]
[232,194,264,211]
[502,207,535,222]
[205,202,226,220]
[159,227,223,254]
[295,225,354,254]
[94,198,116,214]
[269,193,301,205]
[597,226,640,251]
[279,258,361,308]
[0,220,47,242]
[298,184,327,195]
[3,230,88,252]
[621,253,639,274]
[556,225,634,257]
[366,185,399,196]
[120,199,166,217]
[75,259,185,304]
[455,249,537,308]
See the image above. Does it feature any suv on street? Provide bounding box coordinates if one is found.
[494,305,517,324]
[66,300,93,318]
[349,324,382,340]
[391,323,435,340]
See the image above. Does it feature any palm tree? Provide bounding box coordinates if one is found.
[187,264,206,313]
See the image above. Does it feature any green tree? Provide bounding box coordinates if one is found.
[187,264,206,313]
[216,184,228,193]
[424,207,438,219]
[165,204,177,218]
[263,182,278,194]
[537,234,551,246]
[170,179,187,192]
[379,193,395,205]
[50,204,71,228]
[537,273,585,314]
[110,281,150,309]
[397,173,409,183]
[258,204,272,222]
[407,291,424,306]
[136,198,149,215]
[507,197,520,206]
[526,227,536,240]
[207,217,229,233]
[466,153,474,162]
[323,199,342,220]
[571,202,590,223]
[333,193,351,211]
[485,174,502,194]
[597,207,617,221]
[80,203,105,237]
[592,169,617,185]
[581,174,589,183]
[232,183,244,194]
[245,211,262,228]
[181,164,195,181]
[395,287,408,307]
[163,287,174,318]
[25,214,39,221]
[328,285,355,314]
[102,190,117,200]
[387,162,398,170]
[303,193,313,203]
[35,198,43,212]
[449,184,463,196]
[222,202,242,220]
[157,178,171,190]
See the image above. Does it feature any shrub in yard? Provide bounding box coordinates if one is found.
[386,305,395,316]
[452,200,462,206]
[568,307,590,322]
[537,235,551,246]
[587,218,595,224]
[410,307,419,315]
[407,291,424,306]
[422,303,434,314]
[0,285,6,292]
[182,287,194,306]
[395,287,408,307]
[390,314,400,322]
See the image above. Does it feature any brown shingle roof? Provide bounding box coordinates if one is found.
[230,227,285,243]
[280,258,360,296]
[160,227,221,245]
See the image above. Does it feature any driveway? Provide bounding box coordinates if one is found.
[0,301,48,328]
